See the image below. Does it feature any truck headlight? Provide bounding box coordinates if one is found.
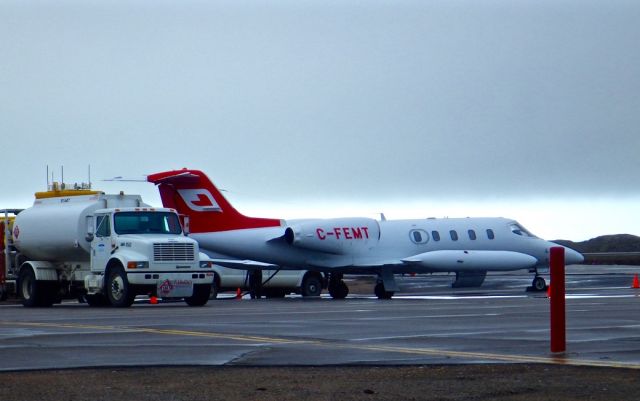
[127,261,149,269]
[200,261,212,268]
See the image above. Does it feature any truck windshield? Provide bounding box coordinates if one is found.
[114,212,182,235]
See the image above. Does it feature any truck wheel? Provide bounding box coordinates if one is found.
[18,267,52,307]
[106,266,136,307]
[186,284,211,306]
[301,274,322,297]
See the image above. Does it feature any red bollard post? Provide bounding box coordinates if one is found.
[550,246,566,353]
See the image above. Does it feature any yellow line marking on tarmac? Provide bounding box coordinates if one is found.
[2,321,639,370]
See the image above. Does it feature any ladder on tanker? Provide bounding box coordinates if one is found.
[1,209,24,300]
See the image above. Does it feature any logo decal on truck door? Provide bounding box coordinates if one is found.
[177,189,222,212]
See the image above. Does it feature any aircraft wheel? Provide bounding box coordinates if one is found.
[301,274,322,297]
[106,266,136,307]
[532,276,547,292]
[374,282,394,299]
[185,284,211,306]
[328,280,349,299]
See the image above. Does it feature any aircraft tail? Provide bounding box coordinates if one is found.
[147,169,282,233]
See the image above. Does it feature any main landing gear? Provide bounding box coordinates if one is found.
[374,269,399,300]
[328,273,349,299]
[374,281,394,299]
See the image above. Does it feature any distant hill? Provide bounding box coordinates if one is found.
[553,234,640,265]
[553,234,640,253]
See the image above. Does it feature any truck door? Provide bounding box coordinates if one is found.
[91,214,113,272]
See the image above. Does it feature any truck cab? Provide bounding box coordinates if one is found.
[10,187,214,307]
[83,207,214,307]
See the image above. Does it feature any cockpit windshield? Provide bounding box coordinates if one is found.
[509,223,537,238]
[114,212,182,235]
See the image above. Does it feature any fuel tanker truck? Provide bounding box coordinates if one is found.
[4,184,214,307]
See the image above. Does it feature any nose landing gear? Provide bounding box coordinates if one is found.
[528,274,547,292]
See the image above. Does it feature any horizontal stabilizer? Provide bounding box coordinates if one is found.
[402,250,537,272]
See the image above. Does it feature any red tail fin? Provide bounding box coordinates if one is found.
[147,169,282,233]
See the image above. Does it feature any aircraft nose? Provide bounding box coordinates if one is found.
[564,247,584,265]
[546,243,584,265]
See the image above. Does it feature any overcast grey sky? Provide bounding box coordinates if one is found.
[2,0,639,240]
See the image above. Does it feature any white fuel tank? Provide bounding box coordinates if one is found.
[13,192,146,262]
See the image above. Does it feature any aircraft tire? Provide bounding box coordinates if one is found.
[374,282,394,300]
[328,280,348,299]
[532,276,547,292]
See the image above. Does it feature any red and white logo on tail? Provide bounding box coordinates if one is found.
[177,189,221,212]
[147,169,282,233]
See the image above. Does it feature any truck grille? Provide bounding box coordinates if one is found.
[153,243,196,262]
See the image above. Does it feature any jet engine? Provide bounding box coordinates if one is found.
[284,217,380,254]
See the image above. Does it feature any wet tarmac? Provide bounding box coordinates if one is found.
[1,264,639,371]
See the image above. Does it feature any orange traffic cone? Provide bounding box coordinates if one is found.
[150,296,158,305]
[235,288,242,299]
[632,274,639,289]
[546,284,551,298]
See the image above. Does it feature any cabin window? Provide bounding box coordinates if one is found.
[486,229,495,240]
[432,230,440,241]
[449,230,458,241]
[509,223,536,238]
[468,229,476,240]
[410,229,429,244]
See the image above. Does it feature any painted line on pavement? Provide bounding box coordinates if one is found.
[1,320,638,370]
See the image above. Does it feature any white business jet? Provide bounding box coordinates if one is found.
[147,169,583,299]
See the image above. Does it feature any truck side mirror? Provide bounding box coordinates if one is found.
[85,215,95,242]
[182,215,190,236]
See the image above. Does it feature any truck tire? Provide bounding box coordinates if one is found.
[301,274,323,297]
[18,267,53,307]
[186,284,211,306]
[106,266,136,307]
